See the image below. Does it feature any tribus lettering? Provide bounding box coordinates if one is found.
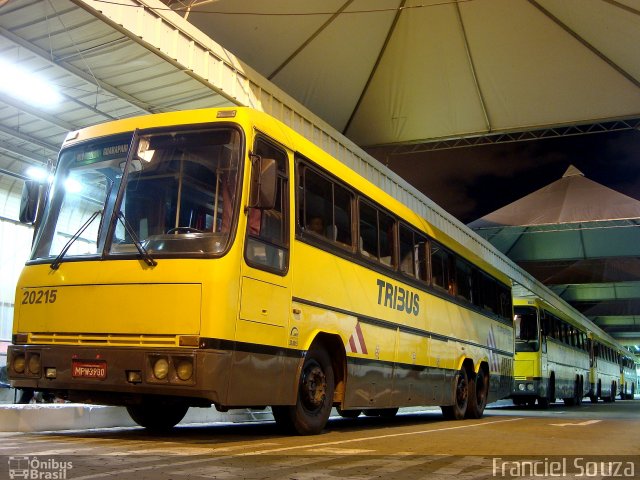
[376,279,419,316]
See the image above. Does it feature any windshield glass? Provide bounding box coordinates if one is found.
[31,127,242,261]
[514,306,540,352]
[31,136,127,260]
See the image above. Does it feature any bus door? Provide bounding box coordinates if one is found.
[233,136,292,404]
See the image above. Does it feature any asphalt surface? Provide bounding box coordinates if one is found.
[1,399,638,479]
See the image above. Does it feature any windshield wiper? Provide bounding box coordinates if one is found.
[117,211,157,267]
[51,210,103,270]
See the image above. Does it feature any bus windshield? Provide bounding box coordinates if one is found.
[514,306,540,352]
[31,127,242,261]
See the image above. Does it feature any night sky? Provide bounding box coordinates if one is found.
[368,129,640,225]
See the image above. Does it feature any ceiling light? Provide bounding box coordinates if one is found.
[25,166,52,183]
[0,59,62,107]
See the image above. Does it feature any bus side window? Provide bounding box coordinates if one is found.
[430,241,451,294]
[358,200,396,267]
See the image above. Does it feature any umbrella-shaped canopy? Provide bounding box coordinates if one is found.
[469,165,640,344]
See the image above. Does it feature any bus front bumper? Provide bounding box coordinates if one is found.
[6,344,232,406]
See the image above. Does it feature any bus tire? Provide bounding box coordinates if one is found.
[610,382,616,403]
[441,368,469,420]
[538,376,554,409]
[126,402,188,431]
[563,378,581,406]
[465,369,488,419]
[272,347,334,435]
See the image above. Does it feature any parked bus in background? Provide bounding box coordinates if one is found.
[588,332,621,403]
[7,107,514,435]
[619,349,637,400]
[511,297,590,408]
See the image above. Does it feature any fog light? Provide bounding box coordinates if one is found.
[175,359,193,381]
[45,368,57,379]
[526,383,535,392]
[518,383,525,391]
[28,354,41,375]
[127,370,142,384]
[13,354,26,374]
[152,358,169,380]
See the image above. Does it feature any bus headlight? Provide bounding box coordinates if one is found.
[13,354,26,374]
[518,383,525,391]
[175,359,193,381]
[526,383,535,392]
[152,358,169,380]
[28,354,41,375]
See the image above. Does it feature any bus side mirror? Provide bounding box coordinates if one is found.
[249,156,277,210]
[19,180,42,225]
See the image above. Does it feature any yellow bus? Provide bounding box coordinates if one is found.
[588,333,623,403]
[8,107,514,434]
[511,297,590,407]
[620,349,637,400]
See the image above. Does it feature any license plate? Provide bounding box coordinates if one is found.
[72,360,107,379]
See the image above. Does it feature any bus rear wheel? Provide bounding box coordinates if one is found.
[272,347,334,435]
[126,401,189,431]
[465,369,488,419]
[441,368,469,420]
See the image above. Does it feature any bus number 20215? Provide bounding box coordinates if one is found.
[22,289,58,305]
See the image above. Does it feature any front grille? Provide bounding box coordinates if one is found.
[28,332,179,347]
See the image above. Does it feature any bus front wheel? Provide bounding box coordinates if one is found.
[272,347,335,435]
[126,401,189,431]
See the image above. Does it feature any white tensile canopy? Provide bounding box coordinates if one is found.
[176,0,640,147]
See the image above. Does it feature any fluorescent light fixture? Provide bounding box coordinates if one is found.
[0,59,62,107]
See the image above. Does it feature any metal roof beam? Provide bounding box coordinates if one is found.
[0,92,77,132]
[0,24,154,114]
[384,118,640,154]
[0,141,48,164]
[0,124,59,153]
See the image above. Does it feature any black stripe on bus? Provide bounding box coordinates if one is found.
[199,338,305,359]
[292,296,514,358]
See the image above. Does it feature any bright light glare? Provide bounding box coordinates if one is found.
[64,178,83,193]
[26,166,49,182]
[0,59,62,107]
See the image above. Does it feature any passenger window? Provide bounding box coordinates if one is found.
[358,200,396,267]
[455,259,472,302]
[430,242,452,293]
[297,162,353,247]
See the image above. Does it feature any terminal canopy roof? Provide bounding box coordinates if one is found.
[175,0,640,148]
[469,166,640,344]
